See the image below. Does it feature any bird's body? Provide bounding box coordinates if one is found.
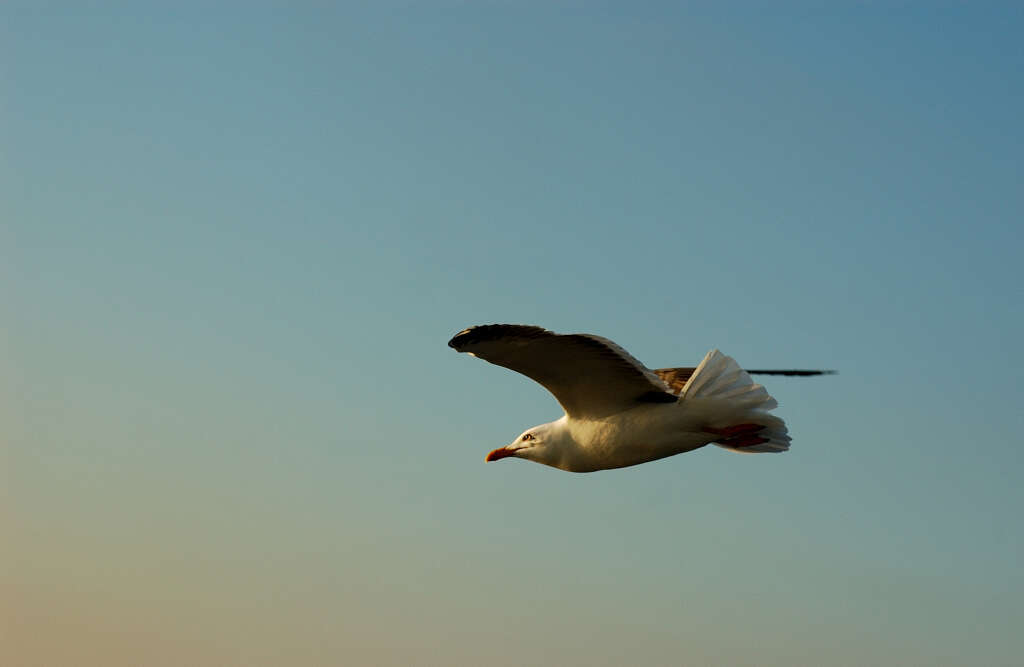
[534,408,715,472]
[448,324,833,473]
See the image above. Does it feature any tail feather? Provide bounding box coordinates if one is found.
[682,349,790,454]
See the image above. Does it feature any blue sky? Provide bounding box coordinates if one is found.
[5,3,1023,665]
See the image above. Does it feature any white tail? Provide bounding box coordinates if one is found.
[681,349,791,453]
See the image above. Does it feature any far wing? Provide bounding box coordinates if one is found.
[653,367,696,395]
[448,324,676,419]
[743,369,837,376]
[655,366,836,395]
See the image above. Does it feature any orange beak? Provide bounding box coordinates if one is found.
[485,446,517,462]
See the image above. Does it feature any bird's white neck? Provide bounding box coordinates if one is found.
[524,416,583,471]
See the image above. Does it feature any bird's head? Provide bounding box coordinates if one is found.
[486,419,571,468]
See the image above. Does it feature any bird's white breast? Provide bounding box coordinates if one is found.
[564,403,715,472]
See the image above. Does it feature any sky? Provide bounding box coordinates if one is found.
[4,2,1023,665]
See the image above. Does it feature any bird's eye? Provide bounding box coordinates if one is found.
[522,433,534,441]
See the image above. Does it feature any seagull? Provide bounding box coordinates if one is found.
[448,324,834,473]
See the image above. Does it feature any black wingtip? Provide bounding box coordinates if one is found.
[448,325,492,351]
[447,328,472,349]
[447,324,551,352]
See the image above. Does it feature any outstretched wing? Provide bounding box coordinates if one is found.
[655,366,836,396]
[448,324,676,419]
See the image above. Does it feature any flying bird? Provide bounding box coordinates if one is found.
[448,324,834,472]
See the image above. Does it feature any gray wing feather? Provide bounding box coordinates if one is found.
[448,324,675,419]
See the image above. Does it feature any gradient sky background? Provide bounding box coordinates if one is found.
[4,2,1023,666]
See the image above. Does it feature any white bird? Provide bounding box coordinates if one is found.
[448,324,834,473]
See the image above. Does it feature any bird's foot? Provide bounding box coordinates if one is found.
[704,423,765,438]
[704,423,770,448]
